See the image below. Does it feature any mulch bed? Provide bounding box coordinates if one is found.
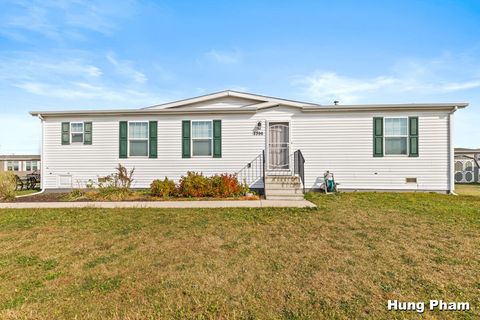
[13,192,70,202]
[10,192,260,203]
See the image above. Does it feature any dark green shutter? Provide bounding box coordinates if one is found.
[61,122,70,145]
[213,120,222,158]
[182,120,191,158]
[84,122,92,145]
[373,117,383,157]
[409,117,419,157]
[149,121,158,158]
[119,121,128,158]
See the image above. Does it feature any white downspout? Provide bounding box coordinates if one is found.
[16,114,45,198]
[448,106,458,195]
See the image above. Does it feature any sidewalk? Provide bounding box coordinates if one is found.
[0,199,316,209]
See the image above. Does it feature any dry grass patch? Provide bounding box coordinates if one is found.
[456,184,480,197]
[0,192,479,319]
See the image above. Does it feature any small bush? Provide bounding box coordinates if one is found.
[77,163,136,201]
[0,172,16,201]
[178,171,211,197]
[210,173,244,197]
[97,164,135,189]
[175,172,249,198]
[151,177,177,198]
[91,186,133,201]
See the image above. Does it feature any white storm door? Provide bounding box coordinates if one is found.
[268,122,290,170]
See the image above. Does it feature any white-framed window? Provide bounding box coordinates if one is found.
[7,161,20,171]
[71,122,84,143]
[129,122,149,157]
[384,117,408,155]
[25,161,38,171]
[192,120,213,156]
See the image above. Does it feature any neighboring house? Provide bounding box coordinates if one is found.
[30,90,467,195]
[0,155,41,177]
[454,148,480,183]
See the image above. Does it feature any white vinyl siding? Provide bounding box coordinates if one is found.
[285,111,449,192]
[40,101,452,192]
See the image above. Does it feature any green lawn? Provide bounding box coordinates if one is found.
[0,192,479,319]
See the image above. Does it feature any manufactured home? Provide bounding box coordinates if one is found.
[30,90,467,197]
[0,155,41,176]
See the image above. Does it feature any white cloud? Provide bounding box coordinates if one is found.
[0,52,162,107]
[0,0,138,41]
[295,56,480,104]
[297,72,398,104]
[14,81,151,102]
[0,55,102,81]
[441,80,480,91]
[206,49,242,64]
[106,53,147,83]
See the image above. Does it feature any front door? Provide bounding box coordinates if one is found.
[268,122,290,171]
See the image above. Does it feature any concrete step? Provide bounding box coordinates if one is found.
[266,195,305,201]
[265,183,302,189]
[265,188,304,196]
[265,176,300,183]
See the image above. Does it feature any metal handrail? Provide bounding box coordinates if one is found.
[237,149,305,193]
[236,151,265,188]
[262,149,266,188]
[294,149,306,193]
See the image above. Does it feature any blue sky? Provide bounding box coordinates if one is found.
[0,0,479,154]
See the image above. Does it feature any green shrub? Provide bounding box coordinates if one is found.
[150,177,177,198]
[0,172,16,201]
[178,171,211,197]
[177,172,249,198]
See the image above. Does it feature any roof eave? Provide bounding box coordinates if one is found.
[302,103,469,112]
[30,108,258,117]
[142,90,321,110]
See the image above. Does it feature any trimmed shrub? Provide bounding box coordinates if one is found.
[210,173,244,197]
[176,171,249,198]
[178,171,211,197]
[0,172,16,201]
[150,177,177,198]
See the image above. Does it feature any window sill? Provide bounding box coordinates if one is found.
[384,155,409,157]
